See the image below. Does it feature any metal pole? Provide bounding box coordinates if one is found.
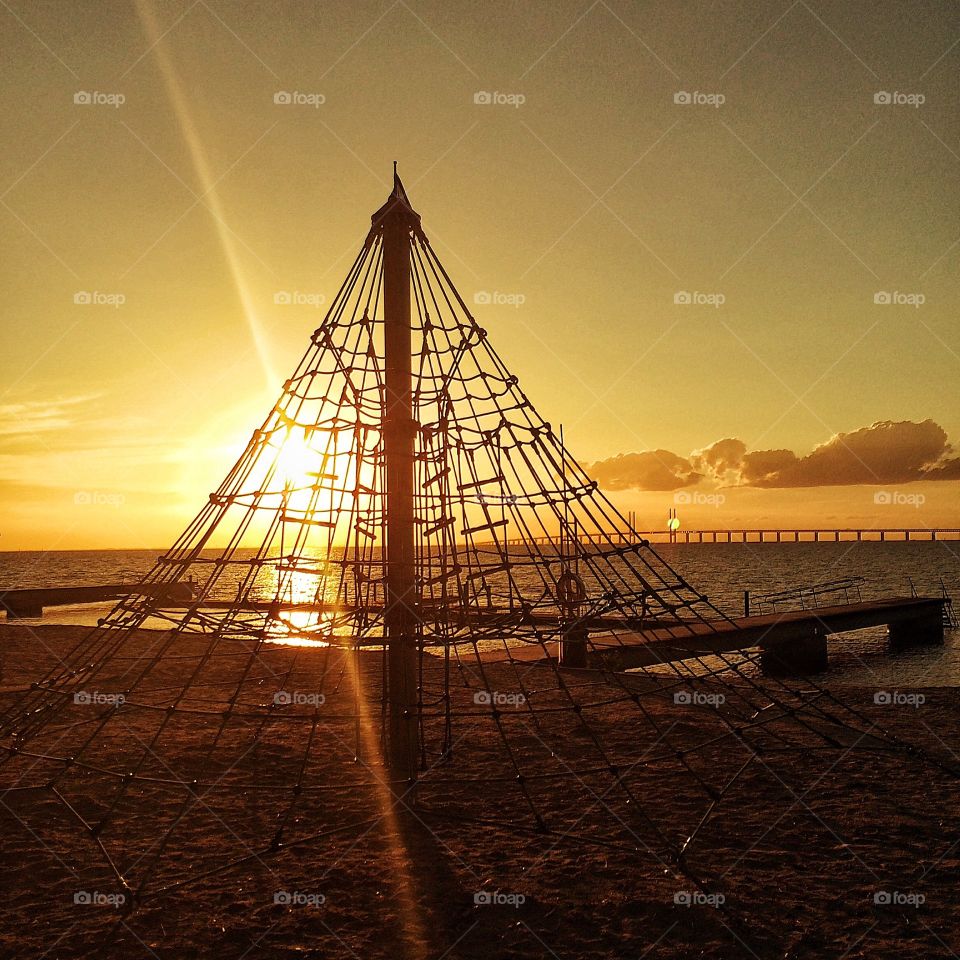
[378,169,419,783]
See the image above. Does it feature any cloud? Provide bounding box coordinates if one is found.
[923,457,960,480]
[588,419,960,491]
[756,420,957,487]
[690,438,747,484]
[0,395,98,440]
[586,450,700,491]
[740,449,798,485]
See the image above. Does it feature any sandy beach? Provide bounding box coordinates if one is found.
[1,621,958,959]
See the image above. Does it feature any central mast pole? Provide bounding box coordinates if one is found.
[377,166,420,784]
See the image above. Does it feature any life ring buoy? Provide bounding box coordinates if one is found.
[556,570,586,606]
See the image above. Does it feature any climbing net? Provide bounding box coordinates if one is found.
[0,180,951,911]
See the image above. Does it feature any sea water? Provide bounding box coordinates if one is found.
[1,542,958,685]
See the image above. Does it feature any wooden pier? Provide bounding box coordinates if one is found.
[0,582,194,619]
[554,597,946,676]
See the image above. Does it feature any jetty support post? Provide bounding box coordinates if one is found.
[0,599,43,619]
[559,622,589,668]
[760,627,828,677]
[888,605,944,653]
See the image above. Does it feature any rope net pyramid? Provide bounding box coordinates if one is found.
[0,173,937,910]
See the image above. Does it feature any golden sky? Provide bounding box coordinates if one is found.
[1,0,958,549]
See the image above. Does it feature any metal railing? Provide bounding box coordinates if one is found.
[752,577,866,615]
[908,576,958,629]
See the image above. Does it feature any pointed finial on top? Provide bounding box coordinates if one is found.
[389,163,411,206]
[367,162,421,241]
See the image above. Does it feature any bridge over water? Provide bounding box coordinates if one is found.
[498,528,960,546]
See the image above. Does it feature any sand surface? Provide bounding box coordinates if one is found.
[0,622,958,959]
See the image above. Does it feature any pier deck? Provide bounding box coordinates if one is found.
[0,582,194,619]
[579,597,945,672]
[488,597,946,676]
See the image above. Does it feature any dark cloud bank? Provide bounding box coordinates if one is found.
[588,420,960,492]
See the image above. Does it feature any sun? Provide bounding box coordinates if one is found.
[270,423,355,533]
[274,425,323,489]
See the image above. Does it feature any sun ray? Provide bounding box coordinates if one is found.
[133,0,277,388]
